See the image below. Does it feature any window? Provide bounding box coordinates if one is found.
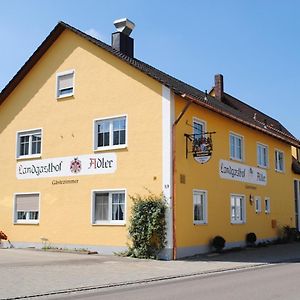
[92,190,125,225]
[255,196,262,213]
[94,116,127,150]
[56,70,74,98]
[275,150,284,172]
[17,129,42,158]
[193,118,205,139]
[193,190,207,224]
[230,194,246,224]
[230,133,244,161]
[265,197,271,214]
[14,193,39,224]
[257,143,268,168]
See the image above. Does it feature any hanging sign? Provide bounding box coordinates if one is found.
[184,130,215,164]
[219,159,267,186]
[16,153,117,180]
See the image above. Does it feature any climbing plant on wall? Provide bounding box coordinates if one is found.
[127,193,167,259]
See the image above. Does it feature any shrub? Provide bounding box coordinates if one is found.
[282,226,297,242]
[212,235,226,252]
[246,232,257,247]
[127,193,167,259]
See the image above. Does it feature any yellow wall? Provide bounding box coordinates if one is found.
[174,95,296,247]
[0,29,163,247]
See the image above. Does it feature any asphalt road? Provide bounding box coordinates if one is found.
[47,263,300,300]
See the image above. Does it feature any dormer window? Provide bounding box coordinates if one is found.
[56,70,74,98]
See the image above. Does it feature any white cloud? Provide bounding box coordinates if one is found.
[84,28,102,40]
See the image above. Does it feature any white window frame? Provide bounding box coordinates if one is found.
[56,69,75,99]
[16,128,42,159]
[193,189,208,225]
[264,197,271,214]
[257,142,269,168]
[91,189,126,226]
[193,117,206,137]
[13,192,40,225]
[93,115,128,151]
[275,149,285,172]
[229,132,244,161]
[255,196,262,213]
[230,194,246,224]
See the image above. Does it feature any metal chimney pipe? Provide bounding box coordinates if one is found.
[112,18,135,58]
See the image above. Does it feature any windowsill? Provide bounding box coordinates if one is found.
[257,164,268,169]
[57,93,74,100]
[275,169,285,173]
[193,222,207,225]
[92,221,126,226]
[230,157,244,162]
[16,154,42,161]
[94,144,127,152]
[231,221,246,225]
[14,221,39,225]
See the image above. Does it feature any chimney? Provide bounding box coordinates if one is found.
[112,18,135,58]
[214,74,224,101]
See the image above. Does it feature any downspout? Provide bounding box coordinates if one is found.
[172,94,194,260]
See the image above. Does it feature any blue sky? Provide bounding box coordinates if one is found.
[0,0,299,136]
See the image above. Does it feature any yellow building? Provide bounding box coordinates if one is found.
[0,19,299,259]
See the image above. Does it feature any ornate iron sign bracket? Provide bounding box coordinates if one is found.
[184,131,216,163]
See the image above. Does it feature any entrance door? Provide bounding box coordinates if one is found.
[294,180,300,231]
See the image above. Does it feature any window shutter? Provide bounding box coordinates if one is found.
[58,73,73,90]
[16,194,39,211]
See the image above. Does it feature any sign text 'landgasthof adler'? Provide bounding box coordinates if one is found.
[219,159,267,186]
[17,153,117,180]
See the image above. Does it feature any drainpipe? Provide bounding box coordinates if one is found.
[172,95,194,260]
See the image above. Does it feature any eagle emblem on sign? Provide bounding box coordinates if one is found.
[70,157,82,174]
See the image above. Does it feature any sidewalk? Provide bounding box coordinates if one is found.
[1,243,300,299]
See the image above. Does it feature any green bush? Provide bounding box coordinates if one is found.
[212,235,226,252]
[127,193,167,259]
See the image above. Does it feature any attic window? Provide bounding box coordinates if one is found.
[56,70,74,98]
